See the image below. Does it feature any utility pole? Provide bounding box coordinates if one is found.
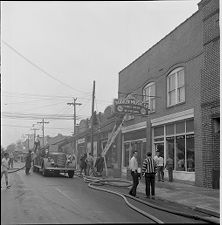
[25,134,30,150]
[37,118,49,147]
[31,124,39,147]
[67,98,82,135]
[91,80,95,155]
[67,98,82,156]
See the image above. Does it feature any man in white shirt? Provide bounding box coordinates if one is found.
[153,151,159,164]
[129,151,140,197]
[1,152,10,188]
[157,153,164,182]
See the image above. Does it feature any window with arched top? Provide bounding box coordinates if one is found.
[167,67,185,107]
[142,82,155,112]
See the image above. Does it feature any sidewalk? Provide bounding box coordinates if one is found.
[135,178,220,218]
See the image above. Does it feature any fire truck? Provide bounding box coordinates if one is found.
[33,145,76,178]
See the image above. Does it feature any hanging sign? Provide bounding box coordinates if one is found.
[114,94,149,116]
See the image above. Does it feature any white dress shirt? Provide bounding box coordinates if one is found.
[157,156,164,167]
[129,156,138,172]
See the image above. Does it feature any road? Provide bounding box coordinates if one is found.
[1,164,209,224]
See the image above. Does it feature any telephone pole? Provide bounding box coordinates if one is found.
[67,98,82,135]
[67,98,82,156]
[91,80,95,155]
[31,124,39,146]
[37,119,49,147]
[25,134,30,150]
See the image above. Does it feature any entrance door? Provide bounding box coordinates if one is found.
[155,143,164,158]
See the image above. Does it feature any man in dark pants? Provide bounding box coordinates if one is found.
[142,152,157,199]
[25,150,32,175]
[165,155,174,182]
[129,151,140,197]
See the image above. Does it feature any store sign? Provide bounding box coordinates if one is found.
[114,94,149,116]
[77,138,85,144]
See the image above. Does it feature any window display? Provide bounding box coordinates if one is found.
[153,119,195,172]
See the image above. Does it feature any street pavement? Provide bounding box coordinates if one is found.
[1,164,220,224]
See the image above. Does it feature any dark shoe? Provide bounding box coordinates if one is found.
[151,196,155,199]
[135,196,139,198]
[145,196,150,198]
[162,180,164,182]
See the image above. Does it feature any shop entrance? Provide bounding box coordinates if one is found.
[155,143,164,158]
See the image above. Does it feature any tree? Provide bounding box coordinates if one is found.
[6,143,16,153]
[16,140,25,152]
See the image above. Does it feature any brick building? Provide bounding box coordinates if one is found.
[198,0,220,188]
[118,0,219,188]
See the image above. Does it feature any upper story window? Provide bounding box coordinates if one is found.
[143,82,155,112]
[167,67,185,107]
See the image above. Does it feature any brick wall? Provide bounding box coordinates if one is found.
[199,0,220,188]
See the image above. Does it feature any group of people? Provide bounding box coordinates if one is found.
[129,150,174,199]
[79,153,104,176]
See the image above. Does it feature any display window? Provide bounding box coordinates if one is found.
[153,118,194,172]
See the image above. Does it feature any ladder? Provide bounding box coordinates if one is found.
[102,115,126,176]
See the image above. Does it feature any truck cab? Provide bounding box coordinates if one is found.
[33,147,75,178]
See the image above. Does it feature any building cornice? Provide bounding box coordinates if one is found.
[151,109,194,127]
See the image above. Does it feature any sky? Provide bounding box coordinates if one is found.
[1,0,200,148]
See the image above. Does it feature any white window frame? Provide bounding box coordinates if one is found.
[143,82,156,112]
[167,67,185,107]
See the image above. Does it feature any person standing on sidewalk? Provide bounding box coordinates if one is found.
[141,152,157,199]
[157,153,164,182]
[1,152,10,188]
[129,151,140,197]
[79,153,87,176]
[85,152,94,176]
[165,155,174,182]
[8,152,14,169]
[25,150,32,175]
[95,154,104,175]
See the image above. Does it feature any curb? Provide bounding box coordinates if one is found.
[194,206,220,218]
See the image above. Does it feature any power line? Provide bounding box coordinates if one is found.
[2,40,91,95]
[2,91,113,104]
[1,124,73,130]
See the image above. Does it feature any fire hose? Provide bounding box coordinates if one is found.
[8,166,26,174]
[76,171,218,224]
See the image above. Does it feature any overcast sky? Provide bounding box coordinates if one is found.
[1,1,200,148]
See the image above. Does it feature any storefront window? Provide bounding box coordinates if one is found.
[176,135,185,171]
[176,121,185,134]
[124,143,130,167]
[154,126,164,137]
[186,119,194,133]
[186,134,195,172]
[152,119,194,173]
[166,123,174,135]
[155,143,164,158]
[166,137,175,170]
